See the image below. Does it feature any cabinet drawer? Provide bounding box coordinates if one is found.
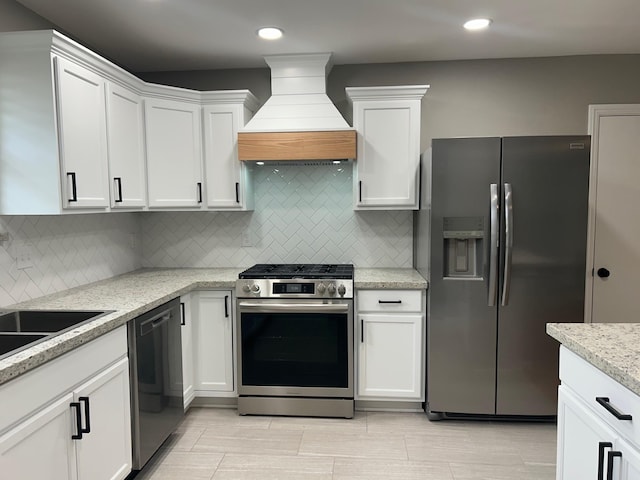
[560,346,640,449]
[357,290,422,313]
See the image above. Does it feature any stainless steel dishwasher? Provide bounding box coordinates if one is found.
[128,298,183,470]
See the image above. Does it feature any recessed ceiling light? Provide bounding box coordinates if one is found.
[257,27,284,40]
[463,18,492,31]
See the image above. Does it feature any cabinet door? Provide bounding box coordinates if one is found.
[74,358,131,480]
[54,56,109,209]
[619,438,640,480]
[0,393,78,480]
[193,291,234,393]
[358,312,423,399]
[180,294,195,409]
[106,83,147,208]
[557,385,619,480]
[203,104,252,210]
[145,97,203,208]
[353,100,420,209]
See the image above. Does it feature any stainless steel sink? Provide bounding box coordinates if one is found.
[0,310,110,360]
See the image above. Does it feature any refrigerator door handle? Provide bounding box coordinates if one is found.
[488,183,499,306]
[501,183,513,306]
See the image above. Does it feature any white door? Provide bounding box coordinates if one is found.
[54,56,109,209]
[556,385,619,480]
[106,83,147,208]
[145,97,203,208]
[358,313,422,399]
[587,105,640,323]
[180,294,195,408]
[74,358,131,480]
[193,291,234,393]
[618,438,640,480]
[0,393,78,480]
[203,104,248,209]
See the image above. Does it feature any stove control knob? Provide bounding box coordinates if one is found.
[317,283,326,294]
[327,283,337,295]
[242,284,251,293]
[338,284,346,296]
[250,283,260,293]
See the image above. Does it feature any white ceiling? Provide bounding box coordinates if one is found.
[14,0,640,72]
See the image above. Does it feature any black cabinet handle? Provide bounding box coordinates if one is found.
[597,268,611,278]
[67,172,77,202]
[114,177,123,203]
[607,450,622,480]
[79,396,91,434]
[224,295,229,318]
[235,182,240,203]
[180,302,186,326]
[378,300,402,304]
[598,442,613,480]
[197,182,203,203]
[596,396,633,420]
[358,180,362,202]
[360,319,364,343]
[71,402,83,440]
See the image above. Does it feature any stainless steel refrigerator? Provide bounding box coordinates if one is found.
[414,136,590,418]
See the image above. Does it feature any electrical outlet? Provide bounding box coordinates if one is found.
[129,233,138,250]
[16,242,33,269]
[241,231,253,247]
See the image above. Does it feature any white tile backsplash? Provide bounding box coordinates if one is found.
[0,213,141,307]
[0,164,413,306]
[140,163,413,268]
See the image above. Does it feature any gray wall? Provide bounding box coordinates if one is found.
[0,0,54,31]
[139,55,640,151]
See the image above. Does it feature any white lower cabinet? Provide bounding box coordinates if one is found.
[192,291,235,396]
[180,293,195,409]
[0,327,131,480]
[557,346,640,480]
[356,290,425,401]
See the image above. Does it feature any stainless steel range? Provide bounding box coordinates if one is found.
[236,264,354,418]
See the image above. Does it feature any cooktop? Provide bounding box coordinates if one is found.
[239,264,354,279]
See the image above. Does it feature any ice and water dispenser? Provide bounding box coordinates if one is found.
[442,217,484,279]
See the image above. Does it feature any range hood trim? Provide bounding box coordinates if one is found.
[238,130,356,161]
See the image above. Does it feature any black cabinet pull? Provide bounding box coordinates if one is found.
[71,402,83,440]
[607,450,622,480]
[378,300,402,304]
[235,182,240,203]
[197,182,203,203]
[597,268,611,278]
[224,295,229,318]
[598,442,613,480]
[361,319,364,343]
[358,180,362,202]
[79,396,91,434]
[180,302,186,326]
[596,396,633,420]
[114,177,123,203]
[67,172,78,202]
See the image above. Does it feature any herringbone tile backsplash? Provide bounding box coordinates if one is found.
[140,163,413,268]
[0,164,413,306]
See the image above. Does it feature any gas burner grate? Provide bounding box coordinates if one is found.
[239,263,354,279]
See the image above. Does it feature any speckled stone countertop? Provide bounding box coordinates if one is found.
[0,267,427,386]
[547,323,640,397]
[355,268,428,289]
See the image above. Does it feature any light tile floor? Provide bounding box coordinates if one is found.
[133,407,557,480]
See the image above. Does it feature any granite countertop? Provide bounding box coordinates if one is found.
[0,267,427,385]
[547,323,640,397]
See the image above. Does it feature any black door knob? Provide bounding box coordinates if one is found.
[597,268,610,278]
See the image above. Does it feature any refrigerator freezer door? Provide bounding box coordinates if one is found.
[428,137,502,415]
[496,136,589,415]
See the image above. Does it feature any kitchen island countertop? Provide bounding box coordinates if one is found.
[547,322,640,397]
[0,267,427,385]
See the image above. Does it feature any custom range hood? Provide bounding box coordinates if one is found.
[238,53,356,161]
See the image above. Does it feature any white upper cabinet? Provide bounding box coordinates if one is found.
[346,86,428,210]
[145,97,204,208]
[105,83,147,208]
[202,92,258,210]
[54,57,110,209]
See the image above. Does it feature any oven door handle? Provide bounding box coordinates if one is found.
[238,302,350,312]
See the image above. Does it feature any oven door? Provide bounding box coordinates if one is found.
[237,298,353,398]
